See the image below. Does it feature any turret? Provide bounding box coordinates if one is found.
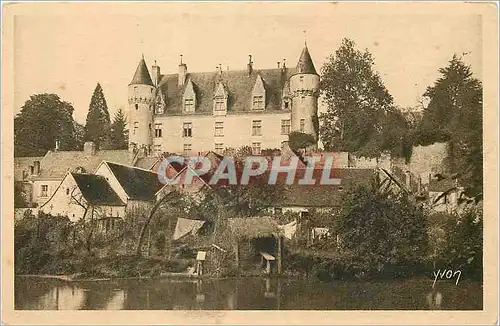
[289,44,320,141]
[128,56,155,153]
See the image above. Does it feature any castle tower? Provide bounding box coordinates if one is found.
[289,43,320,140]
[128,56,155,153]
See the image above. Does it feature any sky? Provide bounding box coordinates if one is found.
[13,3,482,124]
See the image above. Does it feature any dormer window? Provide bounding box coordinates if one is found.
[283,98,290,110]
[183,79,197,114]
[252,96,264,111]
[213,82,228,115]
[184,99,195,113]
[155,91,165,114]
[251,74,266,111]
[214,97,225,111]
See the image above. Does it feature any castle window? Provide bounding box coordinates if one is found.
[183,122,193,137]
[133,122,138,135]
[300,76,304,82]
[252,95,264,111]
[284,100,290,109]
[66,188,70,196]
[184,98,195,113]
[251,142,261,155]
[281,119,291,135]
[281,141,289,150]
[135,104,139,110]
[183,144,192,156]
[41,185,48,197]
[214,122,224,137]
[251,120,262,136]
[214,143,224,155]
[214,97,225,111]
[154,123,163,138]
[300,119,305,132]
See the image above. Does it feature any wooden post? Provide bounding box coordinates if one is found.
[235,239,240,273]
[277,235,282,275]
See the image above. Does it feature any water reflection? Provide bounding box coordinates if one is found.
[15,276,482,310]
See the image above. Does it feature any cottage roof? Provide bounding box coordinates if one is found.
[228,217,280,239]
[277,168,375,207]
[32,149,134,180]
[72,173,125,206]
[295,45,317,75]
[106,161,164,201]
[156,67,296,115]
[130,57,154,86]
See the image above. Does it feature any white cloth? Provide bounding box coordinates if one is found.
[312,227,330,239]
[173,218,206,240]
[278,220,297,239]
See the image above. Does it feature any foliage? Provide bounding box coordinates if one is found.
[288,131,316,150]
[414,55,482,198]
[14,182,29,208]
[333,185,429,278]
[73,121,85,151]
[319,38,409,158]
[109,108,129,150]
[14,93,79,157]
[84,83,111,149]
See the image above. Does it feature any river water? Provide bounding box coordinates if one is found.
[15,276,482,310]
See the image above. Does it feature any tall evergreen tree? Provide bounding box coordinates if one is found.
[319,38,397,157]
[109,108,128,150]
[414,55,483,198]
[14,93,78,157]
[84,83,111,149]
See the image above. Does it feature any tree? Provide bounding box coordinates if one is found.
[109,108,128,150]
[14,93,78,157]
[73,121,85,150]
[414,55,482,198]
[319,38,399,157]
[84,83,111,149]
[334,185,428,278]
[288,131,316,150]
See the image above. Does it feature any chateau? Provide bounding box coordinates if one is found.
[127,43,320,156]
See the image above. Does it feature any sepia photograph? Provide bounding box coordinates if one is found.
[2,1,498,324]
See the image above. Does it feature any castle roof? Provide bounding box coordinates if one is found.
[156,67,296,116]
[130,57,154,86]
[295,44,317,75]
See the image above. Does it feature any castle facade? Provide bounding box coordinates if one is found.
[127,44,319,156]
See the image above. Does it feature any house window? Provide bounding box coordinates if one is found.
[154,144,162,154]
[300,119,305,132]
[154,123,162,138]
[214,97,225,111]
[133,122,138,135]
[184,98,195,113]
[66,188,70,195]
[135,104,139,110]
[252,120,262,136]
[300,76,304,82]
[183,144,192,156]
[252,95,264,111]
[41,185,48,197]
[215,143,224,155]
[251,142,261,155]
[281,119,291,135]
[183,122,193,137]
[214,122,224,137]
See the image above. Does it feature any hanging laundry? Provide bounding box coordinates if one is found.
[173,217,206,240]
[278,220,297,239]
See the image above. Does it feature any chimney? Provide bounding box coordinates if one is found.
[282,58,286,71]
[152,60,161,86]
[84,141,97,156]
[277,61,280,69]
[247,54,253,76]
[55,139,60,151]
[178,55,187,86]
[33,161,40,175]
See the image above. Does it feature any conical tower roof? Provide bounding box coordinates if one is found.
[129,56,154,86]
[296,44,317,75]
